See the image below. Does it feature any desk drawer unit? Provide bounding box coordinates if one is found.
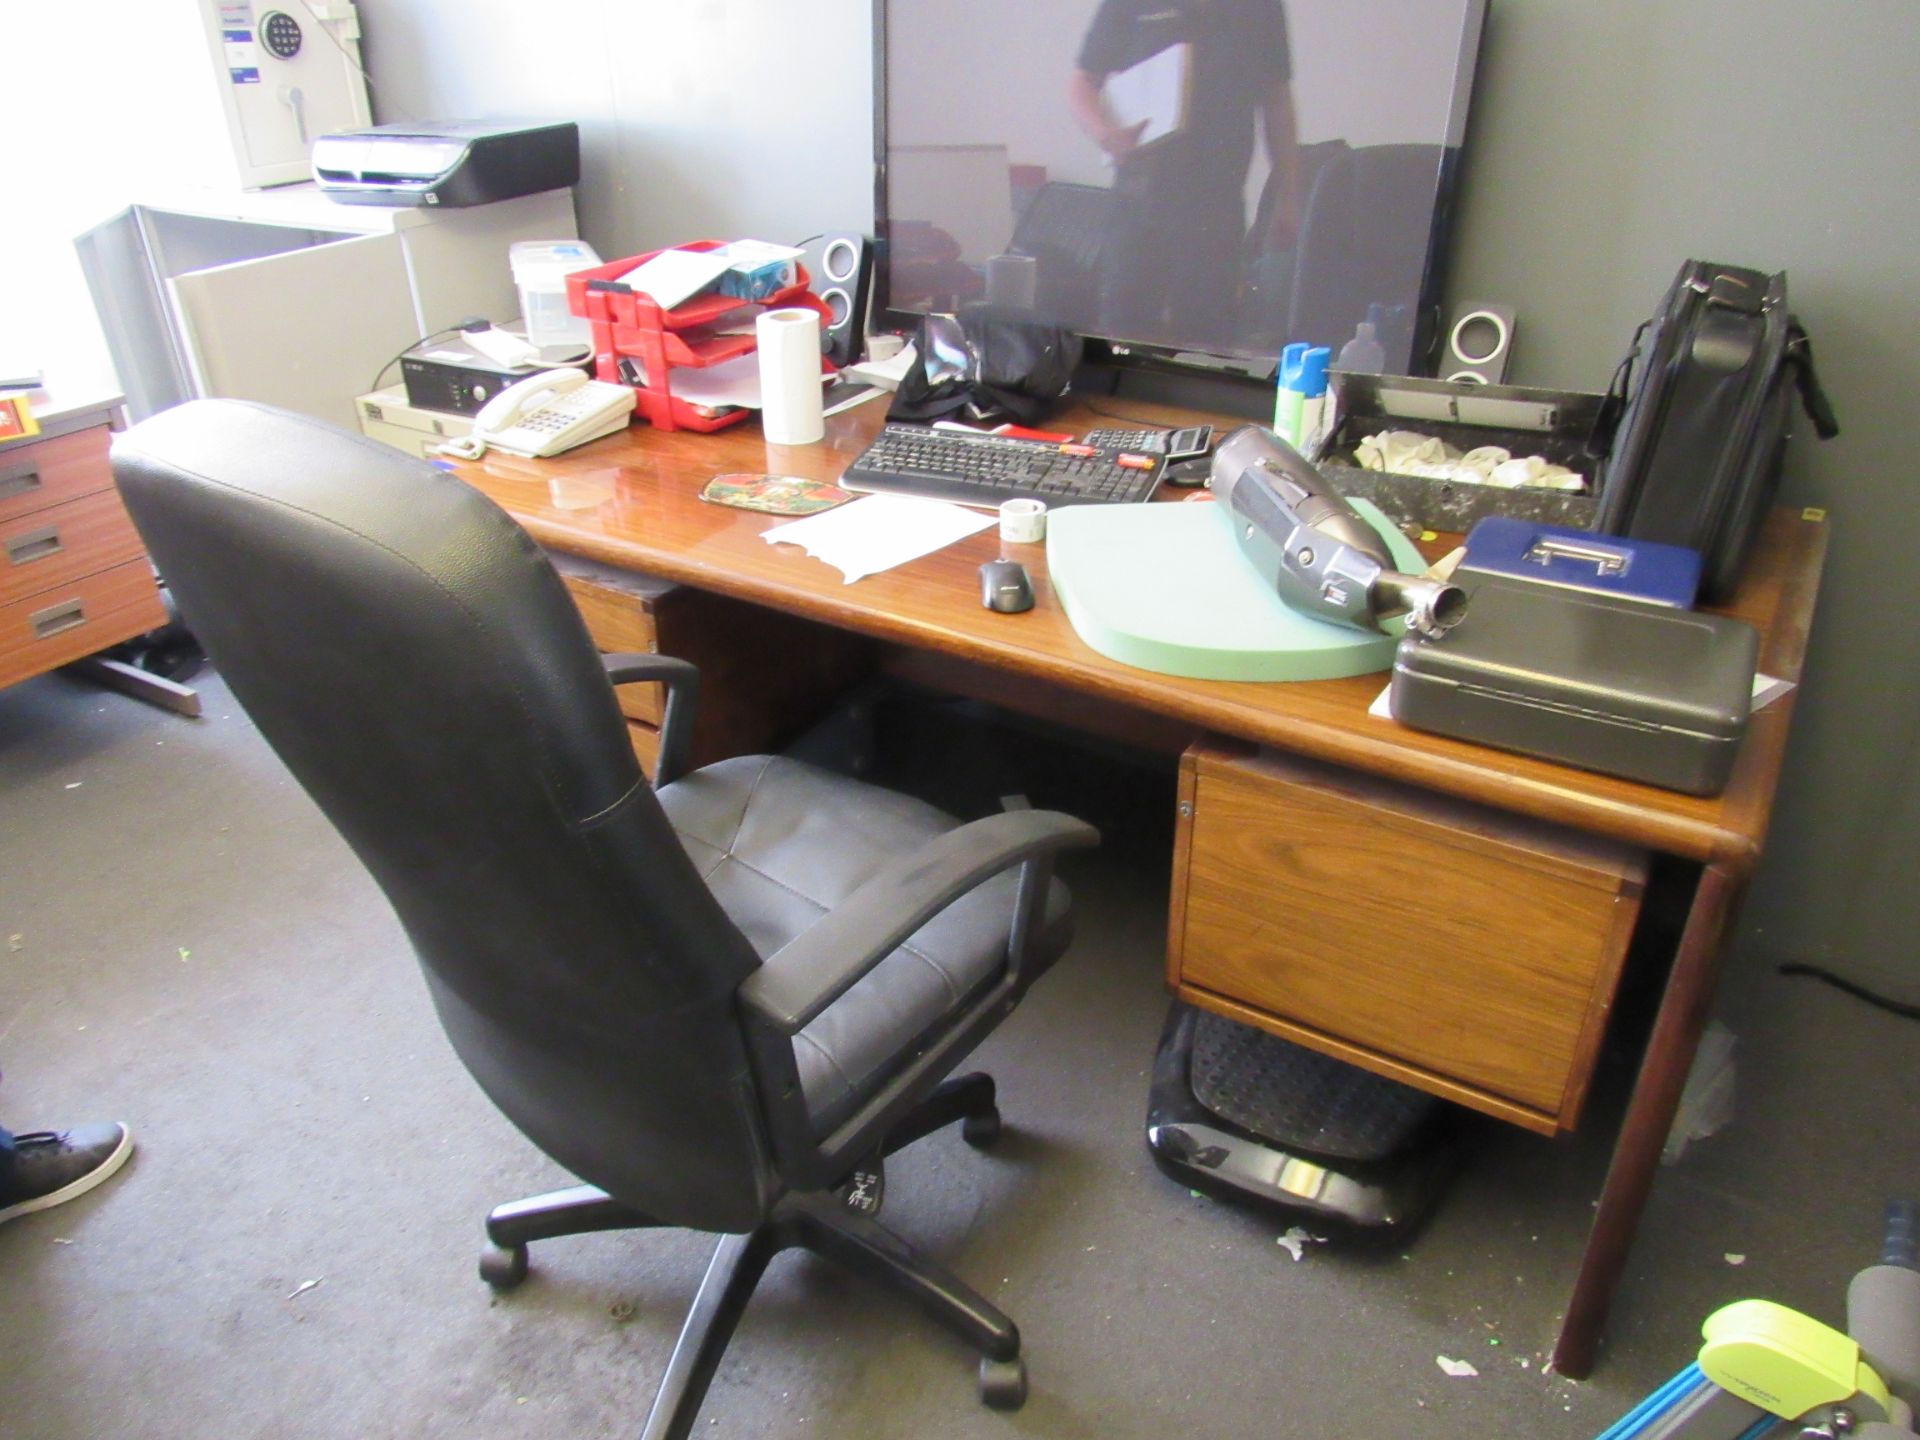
[1168,743,1645,1136]
[0,415,166,691]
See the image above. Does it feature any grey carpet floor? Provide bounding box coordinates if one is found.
[2,667,1913,1439]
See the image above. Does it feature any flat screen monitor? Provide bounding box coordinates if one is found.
[872,0,1487,384]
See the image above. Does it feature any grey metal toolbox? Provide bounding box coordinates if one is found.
[1389,573,1758,795]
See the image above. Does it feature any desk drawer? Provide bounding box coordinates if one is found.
[549,551,874,768]
[1,488,148,605]
[625,718,661,779]
[1168,743,1644,1135]
[0,558,167,688]
[556,562,675,725]
[0,425,114,525]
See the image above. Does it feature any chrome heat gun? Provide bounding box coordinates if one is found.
[1209,425,1466,638]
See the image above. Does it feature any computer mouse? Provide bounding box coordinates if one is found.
[1163,456,1213,488]
[979,559,1034,613]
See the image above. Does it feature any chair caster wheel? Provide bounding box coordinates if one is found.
[962,1109,1002,1148]
[979,1355,1027,1410]
[835,1161,885,1218]
[479,1243,528,1290]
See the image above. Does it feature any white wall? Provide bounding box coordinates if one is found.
[355,0,873,259]
[0,0,301,389]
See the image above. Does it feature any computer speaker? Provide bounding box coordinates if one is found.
[1441,302,1516,386]
[800,233,874,368]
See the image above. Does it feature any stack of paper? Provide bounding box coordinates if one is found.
[618,249,734,308]
[762,495,995,584]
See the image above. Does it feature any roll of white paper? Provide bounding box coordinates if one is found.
[757,308,825,445]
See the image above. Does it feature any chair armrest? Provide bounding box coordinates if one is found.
[738,809,1099,1036]
[601,652,699,786]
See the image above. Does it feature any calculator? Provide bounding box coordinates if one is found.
[1083,424,1213,460]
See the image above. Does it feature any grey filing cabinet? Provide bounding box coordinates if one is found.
[75,184,577,429]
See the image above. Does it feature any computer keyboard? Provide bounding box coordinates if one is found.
[841,424,1165,508]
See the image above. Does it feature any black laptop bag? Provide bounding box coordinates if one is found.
[1594,260,1838,602]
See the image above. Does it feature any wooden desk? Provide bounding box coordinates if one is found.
[445,396,1827,1378]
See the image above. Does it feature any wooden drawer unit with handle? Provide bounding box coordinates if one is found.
[551,554,871,779]
[2,487,150,606]
[0,406,166,692]
[0,560,168,681]
[1168,742,1646,1136]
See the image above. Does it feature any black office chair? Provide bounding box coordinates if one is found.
[111,401,1098,1437]
[1283,142,1450,360]
[1008,180,1117,325]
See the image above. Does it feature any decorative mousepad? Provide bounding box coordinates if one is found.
[700,473,853,515]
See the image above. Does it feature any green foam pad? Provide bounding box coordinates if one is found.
[1045,497,1424,682]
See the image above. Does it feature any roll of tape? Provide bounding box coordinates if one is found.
[999,497,1047,544]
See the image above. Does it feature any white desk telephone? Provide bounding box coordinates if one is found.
[441,369,635,459]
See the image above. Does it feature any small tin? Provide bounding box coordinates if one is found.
[1459,517,1702,608]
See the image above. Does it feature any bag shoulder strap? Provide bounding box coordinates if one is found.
[1784,321,1840,440]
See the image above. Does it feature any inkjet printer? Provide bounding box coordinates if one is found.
[311,119,579,207]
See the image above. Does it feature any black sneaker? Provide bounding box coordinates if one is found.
[0,1123,134,1225]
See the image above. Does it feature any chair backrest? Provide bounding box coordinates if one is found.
[114,401,778,1232]
[1286,142,1449,357]
[1010,181,1117,320]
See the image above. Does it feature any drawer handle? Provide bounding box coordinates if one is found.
[29,597,86,639]
[0,464,41,503]
[5,524,62,566]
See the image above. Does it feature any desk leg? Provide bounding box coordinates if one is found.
[67,656,203,718]
[1551,862,1745,1379]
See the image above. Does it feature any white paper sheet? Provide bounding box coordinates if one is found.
[1369,670,1794,720]
[843,343,919,391]
[618,249,733,308]
[664,350,828,411]
[761,494,995,584]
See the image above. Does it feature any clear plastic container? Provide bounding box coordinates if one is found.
[510,239,602,347]
[1337,320,1386,374]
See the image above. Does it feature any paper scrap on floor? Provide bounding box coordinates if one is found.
[762,494,994,584]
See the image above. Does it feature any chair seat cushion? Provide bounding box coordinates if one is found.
[659,755,1068,1138]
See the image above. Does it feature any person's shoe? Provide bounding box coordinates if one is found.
[0,1123,134,1225]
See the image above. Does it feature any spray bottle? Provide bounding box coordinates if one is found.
[1296,346,1332,454]
[1272,342,1308,442]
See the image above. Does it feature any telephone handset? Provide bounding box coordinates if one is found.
[443,369,636,459]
